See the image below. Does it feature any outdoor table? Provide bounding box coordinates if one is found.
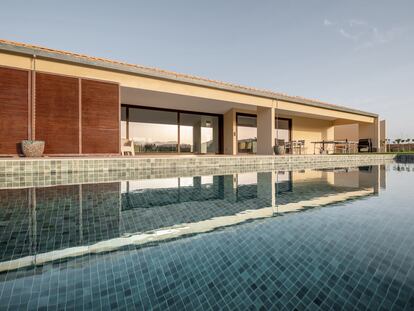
[311,140,358,154]
[284,141,305,155]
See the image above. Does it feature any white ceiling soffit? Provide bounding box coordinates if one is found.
[276,108,337,121]
[121,87,256,114]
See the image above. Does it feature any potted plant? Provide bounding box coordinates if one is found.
[273,145,285,155]
[21,140,45,157]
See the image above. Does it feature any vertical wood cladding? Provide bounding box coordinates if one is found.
[81,79,119,154]
[35,72,80,154]
[0,66,120,156]
[0,67,29,154]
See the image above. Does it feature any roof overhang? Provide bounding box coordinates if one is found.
[0,40,378,118]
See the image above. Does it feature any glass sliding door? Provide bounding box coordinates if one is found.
[275,118,292,145]
[128,107,178,153]
[121,106,127,140]
[179,113,219,154]
[121,105,222,154]
[237,114,257,154]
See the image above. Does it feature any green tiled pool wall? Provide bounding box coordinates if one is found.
[0,155,396,189]
[0,154,397,174]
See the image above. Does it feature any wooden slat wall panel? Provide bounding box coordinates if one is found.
[35,73,79,154]
[0,67,29,154]
[82,79,119,154]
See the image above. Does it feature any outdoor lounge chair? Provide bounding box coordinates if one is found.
[121,139,135,156]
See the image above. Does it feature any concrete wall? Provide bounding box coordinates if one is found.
[223,109,237,155]
[334,120,385,152]
[257,107,275,155]
[334,124,359,141]
[290,116,334,154]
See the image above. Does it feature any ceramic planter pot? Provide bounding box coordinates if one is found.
[273,145,285,155]
[21,140,45,157]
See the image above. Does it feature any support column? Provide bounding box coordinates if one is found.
[257,171,275,208]
[193,120,201,153]
[223,109,237,155]
[257,106,275,155]
[380,120,387,152]
[323,123,335,141]
[223,174,237,203]
[359,165,380,194]
[380,164,386,190]
[323,122,335,154]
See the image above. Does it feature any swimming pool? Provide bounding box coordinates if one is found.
[0,162,413,310]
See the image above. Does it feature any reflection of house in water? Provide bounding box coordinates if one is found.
[0,165,386,271]
[0,184,122,263]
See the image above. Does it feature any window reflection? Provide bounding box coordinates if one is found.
[180,113,219,154]
[237,114,257,154]
[128,108,178,153]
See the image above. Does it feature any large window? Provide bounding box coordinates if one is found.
[180,113,219,153]
[237,114,257,154]
[128,107,178,153]
[121,106,221,154]
[121,106,127,140]
[275,118,292,145]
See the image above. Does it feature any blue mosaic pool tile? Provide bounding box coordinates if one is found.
[0,165,413,310]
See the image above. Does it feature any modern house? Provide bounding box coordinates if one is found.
[0,39,385,157]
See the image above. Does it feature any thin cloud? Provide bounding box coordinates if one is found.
[349,19,367,27]
[355,26,404,50]
[323,19,333,26]
[339,28,359,41]
[325,18,404,50]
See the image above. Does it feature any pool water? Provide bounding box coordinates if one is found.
[0,163,413,310]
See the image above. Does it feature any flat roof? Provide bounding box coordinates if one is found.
[0,38,377,118]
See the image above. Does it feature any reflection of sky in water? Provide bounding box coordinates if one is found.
[237,172,257,185]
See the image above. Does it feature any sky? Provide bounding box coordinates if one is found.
[0,0,413,139]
